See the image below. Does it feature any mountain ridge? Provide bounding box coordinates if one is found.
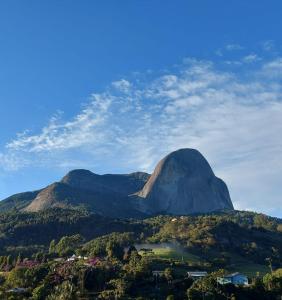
[0,148,234,217]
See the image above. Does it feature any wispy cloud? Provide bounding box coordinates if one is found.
[242,53,261,63]
[1,55,282,216]
[112,79,131,93]
[225,43,244,51]
[261,40,275,52]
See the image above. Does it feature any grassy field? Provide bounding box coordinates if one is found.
[152,247,200,262]
[138,244,202,263]
[138,245,270,278]
[228,262,269,277]
[226,253,270,277]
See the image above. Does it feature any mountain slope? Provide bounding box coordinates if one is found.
[0,190,41,212]
[1,148,234,217]
[61,169,150,196]
[24,171,150,218]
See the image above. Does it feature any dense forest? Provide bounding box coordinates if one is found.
[0,208,281,299]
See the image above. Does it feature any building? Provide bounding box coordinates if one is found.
[217,272,248,286]
[67,254,77,262]
[187,271,208,280]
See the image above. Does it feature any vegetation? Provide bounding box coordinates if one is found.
[0,208,281,298]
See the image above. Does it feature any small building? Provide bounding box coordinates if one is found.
[67,254,77,262]
[217,272,248,286]
[187,271,208,280]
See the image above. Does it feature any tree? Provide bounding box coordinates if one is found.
[16,253,22,266]
[46,281,77,300]
[106,241,124,260]
[109,278,128,298]
[263,268,282,292]
[56,234,84,256]
[49,239,56,254]
[6,267,27,287]
[124,251,149,280]
[164,268,174,285]
[32,281,51,300]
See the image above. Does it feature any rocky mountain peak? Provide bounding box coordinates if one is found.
[136,148,233,215]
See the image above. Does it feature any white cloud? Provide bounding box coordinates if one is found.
[262,58,282,77]
[242,54,261,63]
[112,79,131,93]
[7,94,113,152]
[1,57,282,216]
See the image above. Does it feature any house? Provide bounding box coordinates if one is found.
[217,272,248,286]
[187,271,208,280]
[67,254,77,262]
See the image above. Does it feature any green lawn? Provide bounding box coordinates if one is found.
[139,246,201,263]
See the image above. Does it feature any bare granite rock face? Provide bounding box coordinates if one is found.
[136,148,233,215]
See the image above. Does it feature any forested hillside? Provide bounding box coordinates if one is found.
[0,209,281,299]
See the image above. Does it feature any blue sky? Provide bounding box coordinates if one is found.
[0,1,282,217]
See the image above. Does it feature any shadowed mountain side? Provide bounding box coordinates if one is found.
[24,181,147,218]
[61,169,150,196]
[0,190,41,212]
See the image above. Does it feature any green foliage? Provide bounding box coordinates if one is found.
[83,232,135,257]
[48,240,56,254]
[55,234,83,256]
[0,191,40,212]
[0,208,144,256]
[6,267,27,287]
[0,209,281,299]
[32,281,51,300]
[164,268,174,282]
[263,268,282,291]
[123,251,149,280]
[106,241,124,260]
[147,212,282,266]
[107,278,129,298]
[253,214,277,231]
[6,265,49,289]
[46,281,77,300]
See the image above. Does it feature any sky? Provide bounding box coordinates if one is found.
[0,1,282,217]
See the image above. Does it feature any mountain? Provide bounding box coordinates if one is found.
[135,149,233,215]
[0,190,41,212]
[0,148,234,217]
[24,171,150,218]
